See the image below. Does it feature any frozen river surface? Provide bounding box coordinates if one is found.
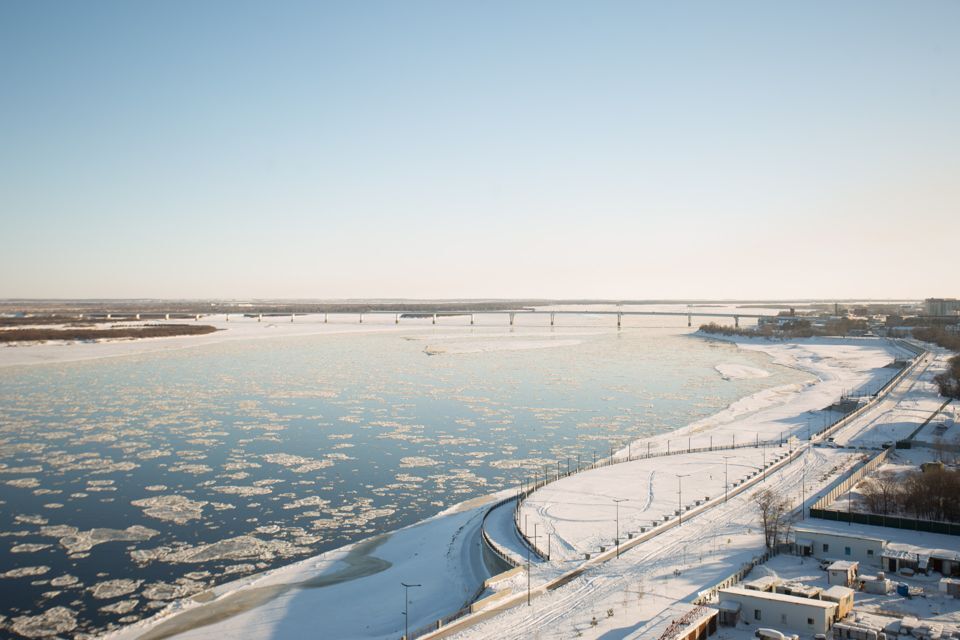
[0,324,806,637]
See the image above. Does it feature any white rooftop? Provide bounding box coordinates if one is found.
[720,586,838,609]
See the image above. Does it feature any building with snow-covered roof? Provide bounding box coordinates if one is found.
[882,542,960,576]
[718,586,838,635]
[827,560,859,587]
[795,522,960,577]
[793,526,884,566]
[821,585,855,619]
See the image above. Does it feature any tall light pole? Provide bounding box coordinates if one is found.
[401,582,421,640]
[801,448,807,520]
[613,498,629,557]
[526,529,540,606]
[676,474,690,525]
[722,456,734,503]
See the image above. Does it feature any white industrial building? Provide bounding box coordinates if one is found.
[717,586,838,636]
[794,527,884,566]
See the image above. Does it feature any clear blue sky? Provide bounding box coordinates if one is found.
[1,1,957,300]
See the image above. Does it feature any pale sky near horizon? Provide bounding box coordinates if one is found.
[1,1,957,300]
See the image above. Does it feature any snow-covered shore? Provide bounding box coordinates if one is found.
[100,334,914,640]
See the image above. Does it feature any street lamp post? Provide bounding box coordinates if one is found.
[613,498,629,557]
[401,582,421,640]
[676,474,690,525]
[722,456,734,503]
[526,530,540,606]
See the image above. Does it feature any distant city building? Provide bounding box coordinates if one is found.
[924,298,960,316]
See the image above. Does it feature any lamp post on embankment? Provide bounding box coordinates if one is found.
[401,582,421,640]
[613,497,629,557]
[676,474,690,525]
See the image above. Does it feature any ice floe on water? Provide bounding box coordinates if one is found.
[10,543,52,553]
[88,578,143,599]
[51,525,159,554]
[5,477,40,489]
[131,535,309,565]
[99,599,139,615]
[131,495,207,524]
[261,452,333,472]
[8,606,77,638]
[49,574,79,587]
[0,565,50,578]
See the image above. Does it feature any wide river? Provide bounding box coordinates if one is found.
[0,324,809,637]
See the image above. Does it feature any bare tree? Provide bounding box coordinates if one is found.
[859,472,901,515]
[754,488,793,550]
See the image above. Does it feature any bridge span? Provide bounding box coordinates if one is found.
[83,308,772,328]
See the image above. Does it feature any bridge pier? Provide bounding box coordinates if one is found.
[258,313,262,322]
[509,312,515,326]
[324,313,328,323]
[165,313,170,320]
[470,314,474,325]
[432,313,436,325]
[195,314,200,321]
[687,314,691,327]
[395,313,399,324]
[225,314,229,322]
[290,314,294,323]
[135,313,140,320]
[359,313,363,324]
[734,316,739,328]
[617,312,622,329]
[107,313,113,320]
[550,312,555,327]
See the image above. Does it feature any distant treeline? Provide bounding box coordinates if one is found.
[861,466,960,523]
[913,327,960,398]
[0,325,218,343]
[699,317,868,339]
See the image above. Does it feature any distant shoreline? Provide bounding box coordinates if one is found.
[0,324,218,343]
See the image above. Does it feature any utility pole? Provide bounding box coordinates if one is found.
[676,474,690,525]
[401,582,421,640]
[722,456,734,503]
[526,530,540,606]
[613,498,629,557]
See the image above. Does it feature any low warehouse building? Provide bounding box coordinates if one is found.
[718,586,838,636]
[794,527,884,566]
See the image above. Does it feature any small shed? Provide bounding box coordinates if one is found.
[822,585,855,619]
[827,560,859,587]
[940,578,960,598]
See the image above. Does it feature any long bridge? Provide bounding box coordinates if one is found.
[81,308,773,328]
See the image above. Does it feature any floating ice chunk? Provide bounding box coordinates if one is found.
[57,525,159,554]
[261,453,333,473]
[99,599,139,614]
[210,485,272,497]
[88,578,143,599]
[49,574,79,587]
[282,495,330,510]
[10,543,52,553]
[399,456,440,468]
[9,606,76,638]
[5,478,40,489]
[132,535,308,565]
[131,495,207,524]
[0,565,50,578]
